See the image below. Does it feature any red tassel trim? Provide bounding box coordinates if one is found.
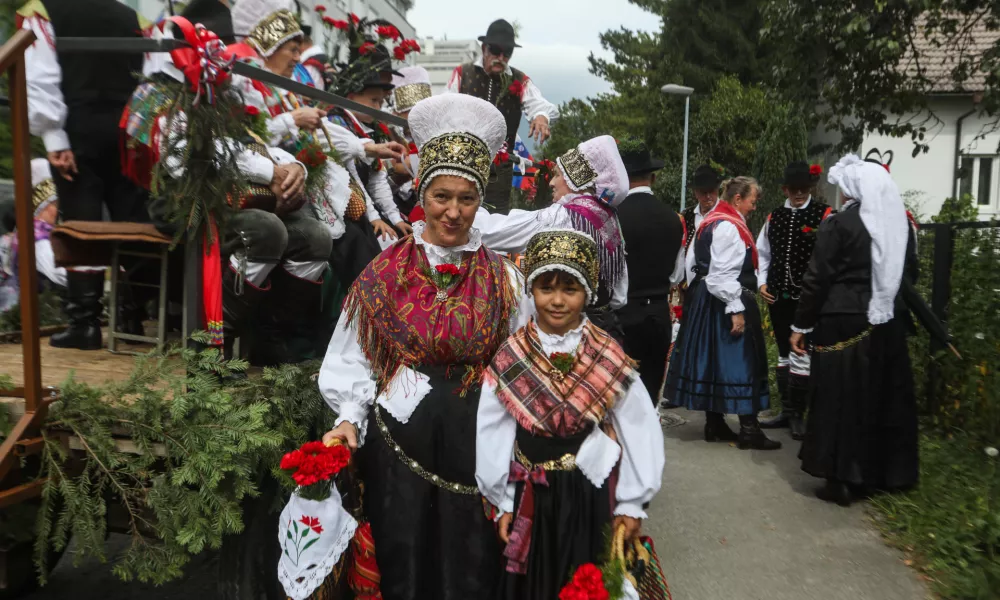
[202,220,224,347]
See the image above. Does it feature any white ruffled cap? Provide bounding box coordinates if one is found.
[558,135,630,208]
[391,65,431,89]
[409,94,506,199]
[828,153,909,325]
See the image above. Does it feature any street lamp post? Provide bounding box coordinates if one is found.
[661,84,695,211]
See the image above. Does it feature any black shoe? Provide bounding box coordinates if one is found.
[704,412,739,442]
[659,401,679,410]
[815,480,854,507]
[759,412,790,429]
[789,414,807,441]
[737,415,782,450]
[50,272,104,350]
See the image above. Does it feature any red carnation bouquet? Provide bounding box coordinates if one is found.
[508,79,526,100]
[280,440,351,501]
[435,263,461,287]
[559,563,611,600]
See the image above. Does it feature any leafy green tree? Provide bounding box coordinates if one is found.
[762,0,1000,154]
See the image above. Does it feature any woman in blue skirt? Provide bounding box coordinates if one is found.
[665,176,780,450]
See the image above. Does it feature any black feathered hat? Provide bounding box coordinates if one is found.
[478,19,521,49]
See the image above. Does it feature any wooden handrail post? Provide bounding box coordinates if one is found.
[10,53,42,415]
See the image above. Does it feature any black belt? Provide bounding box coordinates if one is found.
[628,294,670,306]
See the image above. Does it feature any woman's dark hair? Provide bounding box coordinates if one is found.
[531,270,582,290]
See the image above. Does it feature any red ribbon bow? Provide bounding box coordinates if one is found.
[503,461,549,574]
[166,17,235,105]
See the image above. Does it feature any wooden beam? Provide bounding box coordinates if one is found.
[0,478,47,509]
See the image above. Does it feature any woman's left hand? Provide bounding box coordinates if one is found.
[790,332,808,356]
[730,312,745,336]
[372,219,397,240]
[395,221,413,236]
[613,515,642,543]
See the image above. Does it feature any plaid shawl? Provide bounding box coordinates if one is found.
[484,320,637,438]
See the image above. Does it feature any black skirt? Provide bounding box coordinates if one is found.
[359,366,501,600]
[497,427,613,600]
[799,315,919,491]
[328,217,382,289]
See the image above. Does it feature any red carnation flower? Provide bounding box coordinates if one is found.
[508,79,525,99]
[349,12,360,25]
[280,441,350,489]
[333,19,349,30]
[494,149,510,166]
[377,122,391,137]
[809,164,822,176]
[376,25,401,41]
[672,305,683,321]
[393,45,406,61]
[244,105,260,117]
[359,41,376,55]
[435,263,461,276]
[314,4,327,12]
[558,585,589,600]
[408,142,418,155]
[801,225,814,233]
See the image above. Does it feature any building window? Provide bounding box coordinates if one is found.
[958,155,999,210]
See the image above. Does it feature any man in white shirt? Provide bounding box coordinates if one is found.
[20,0,151,349]
[446,19,559,214]
[680,164,724,284]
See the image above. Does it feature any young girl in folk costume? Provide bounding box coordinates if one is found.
[477,229,665,600]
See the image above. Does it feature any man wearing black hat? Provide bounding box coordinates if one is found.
[20,0,151,350]
[446,18,558,214]
[682,164,725,256]
[615,139,686,404]
[757,161,833,438]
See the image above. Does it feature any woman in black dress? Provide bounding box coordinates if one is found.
[791,154,918,506]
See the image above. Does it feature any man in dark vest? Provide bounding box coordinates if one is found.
[447,18,558,214]
[757,161,833,438]
[20,0,150,350]
[681,164,724,254]
[615,140,685,405]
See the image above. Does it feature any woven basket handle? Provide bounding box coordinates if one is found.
[614,523,649,588]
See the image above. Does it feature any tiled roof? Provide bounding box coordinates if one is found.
[905,17,1000,93]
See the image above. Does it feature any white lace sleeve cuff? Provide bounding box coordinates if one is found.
[613,502,648,520]
[334,402,369,447]
[42,130,70,153]
[725,298,745,314]
[791,325,814,334]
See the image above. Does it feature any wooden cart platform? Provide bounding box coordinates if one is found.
[0,329,144,388]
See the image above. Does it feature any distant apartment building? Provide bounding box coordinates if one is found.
[413,38,481,94]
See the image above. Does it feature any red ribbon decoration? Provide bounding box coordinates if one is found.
[166,16,235,104]
[503,461,549,574]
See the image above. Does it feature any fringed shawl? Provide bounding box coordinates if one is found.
[484,320,637,438]
[342,235,517,394]
[559,194,627,303]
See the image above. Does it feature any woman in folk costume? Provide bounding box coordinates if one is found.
[0,158,67,312]
[791,155,919,507]
[474,135,631,341]
[318,94,529,600]
[664,177,781,450]
[477,229,664,600]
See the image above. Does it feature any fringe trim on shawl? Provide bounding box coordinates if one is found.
[565,209,627,297]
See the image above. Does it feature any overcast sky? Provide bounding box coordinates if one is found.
[408,0,659,107]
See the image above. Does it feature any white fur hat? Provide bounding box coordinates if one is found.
[409,94,507,201]
[31,158,57,216]
[231,0,302,58]
[556,135,630,208]
[391,66,432,114]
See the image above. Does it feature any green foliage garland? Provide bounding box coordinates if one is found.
[31,345,336,585]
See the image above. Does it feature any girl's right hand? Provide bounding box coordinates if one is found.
[323,421,359,450]
[497,513,513,544]
[731,312,745,336]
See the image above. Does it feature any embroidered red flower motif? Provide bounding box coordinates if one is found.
[508,79,525,99]
[359,42,376,55]
[809,164,823,176]
[349,12,360,25]
[801,225,815,233]
[314,4,327,12]
[436,264,461,276]
[376,25,401,41]
[244,105,260,117]
[299,515,323,534]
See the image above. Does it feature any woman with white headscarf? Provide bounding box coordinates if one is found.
[790,154,919,507]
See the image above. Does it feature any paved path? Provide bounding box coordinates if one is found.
[647,409,928,600]
[24,409,929,599]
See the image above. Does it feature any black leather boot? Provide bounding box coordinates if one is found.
[222,263,270,353]
[249,266,325,366]
[815,479,854,507]
[50,271,104,350]
[787,374,809,441]
[738,414,782,450]
[704,411,739,442]
[760,366,790,428]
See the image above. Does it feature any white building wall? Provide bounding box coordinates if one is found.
[414,38,480,95]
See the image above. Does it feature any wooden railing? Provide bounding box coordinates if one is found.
[0,28,56,509]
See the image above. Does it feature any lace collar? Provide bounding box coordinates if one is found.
[413,221,483,263]
[533,315,588,356]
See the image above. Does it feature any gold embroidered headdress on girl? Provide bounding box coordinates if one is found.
[408,94,507,201]
[523,229,600,306]
[232,0,302,58]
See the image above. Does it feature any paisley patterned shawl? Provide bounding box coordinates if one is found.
[343,236,517,394]
[484,319,637,438]
[559,195,627,297]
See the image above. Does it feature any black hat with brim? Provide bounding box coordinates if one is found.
[478,19,522,48]
[782,161,820,187]
[620,147,665,175]
[691,164,723,190]
[178,0,235,45]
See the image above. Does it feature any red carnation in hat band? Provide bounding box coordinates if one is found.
[809,164,823,176]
